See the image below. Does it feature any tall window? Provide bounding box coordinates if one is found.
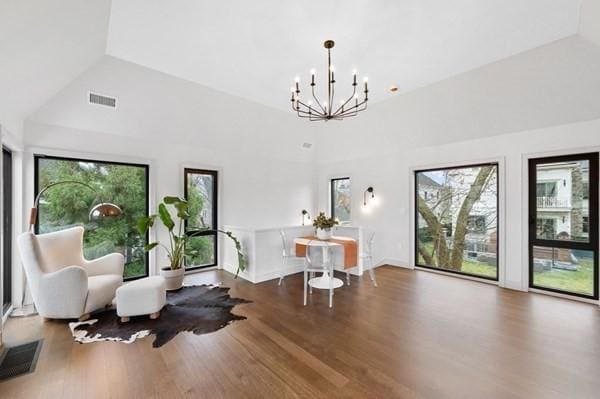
[529,153,598,299]
[184,169,218,270]
[2,148,12,313]
[35,155,149,280]
[331,177,351,223]
[415,163,499,280]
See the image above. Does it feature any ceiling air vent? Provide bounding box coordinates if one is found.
[88,92,117,108]
[302,142,313,149]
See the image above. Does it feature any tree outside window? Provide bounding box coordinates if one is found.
[35,156,149,280]
[415,164,499,280]
[331,178,351,223]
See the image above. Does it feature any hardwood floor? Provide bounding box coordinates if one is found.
[1,266,600,399]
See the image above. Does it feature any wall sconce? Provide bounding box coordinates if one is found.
[301,209,311,226]
[363,187,375,206]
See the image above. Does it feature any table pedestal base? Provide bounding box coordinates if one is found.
[308,272,344,290]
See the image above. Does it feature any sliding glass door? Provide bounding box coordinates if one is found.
[529,153,599,299]
[2,148,12,313]
[184,168,218,270]
[415,163,499,280]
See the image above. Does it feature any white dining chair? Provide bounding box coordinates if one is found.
[278,230,296,285]
[361,231,378,287]
[303,241,335,308]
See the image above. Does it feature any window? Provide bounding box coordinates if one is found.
[330,177,351,223]
[536,218,557,240]
[536,182,557,198]
[35,155,149,280]
[415,163,499,280]
[529,153,598,299]
[2,148,12,313]
[467,215,487,234]
[184,169,218,270]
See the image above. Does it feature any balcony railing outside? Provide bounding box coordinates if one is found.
[537,196,570,208]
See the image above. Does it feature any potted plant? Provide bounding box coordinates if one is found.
[137,196,246,290]
[313,212,338,240]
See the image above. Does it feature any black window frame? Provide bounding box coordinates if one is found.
[330,177,351,222]
[528,153,599,300]
[183,168,218,271]
[2,147,12,313]
[414,162,500,282]
[34,154,150,281]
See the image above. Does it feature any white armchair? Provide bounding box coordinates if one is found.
[17,226,124,320]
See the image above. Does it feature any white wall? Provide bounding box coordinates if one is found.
[0,0,111,137]
[14,56,321,304]
[313,34,600,293]
[579,0,600,46]
[317,118,600,291]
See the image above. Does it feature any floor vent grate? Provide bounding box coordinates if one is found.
[0,340,43,381]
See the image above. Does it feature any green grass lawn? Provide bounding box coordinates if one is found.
[418,241,594,295]
[533,258,594,296]
[418,241,497,279]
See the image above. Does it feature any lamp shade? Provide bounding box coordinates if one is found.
[89,203,122,221]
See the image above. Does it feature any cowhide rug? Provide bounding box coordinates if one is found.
[69,285,250,348]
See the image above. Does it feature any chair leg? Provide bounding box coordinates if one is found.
[329,265,334,308]
[346,271,351,286]
[279,256,286,286]
[367,258,378,287]
[120,316,130,323]
[149,311,160,320]
[303,270,307,306]
[309,271,314,294]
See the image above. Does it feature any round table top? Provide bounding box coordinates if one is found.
[293,237,342,247]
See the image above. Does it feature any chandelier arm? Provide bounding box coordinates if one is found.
[336,100,367,118]
[296,106,324,118]
[311,85,327,114]
[296,99,324,117]
[332,86,358,117]
[336,102,361,117]
[295,107,314,117]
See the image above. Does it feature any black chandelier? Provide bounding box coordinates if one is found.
[291,40,368,121]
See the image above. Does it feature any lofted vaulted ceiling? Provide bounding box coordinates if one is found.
[105,0,582,111]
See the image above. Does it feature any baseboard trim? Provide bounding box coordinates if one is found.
[503,280,526,292]
[376,258,412,269]
[254,264,305,284]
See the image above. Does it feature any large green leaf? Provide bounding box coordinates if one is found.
[158,203,175,231]
[144,242,159,252]
[174,201,189,220]
[137,215,156,235]
[164,196,185,205]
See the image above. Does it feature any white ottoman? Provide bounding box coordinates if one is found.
[116,276,166,322]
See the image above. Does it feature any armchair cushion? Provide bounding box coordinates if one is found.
[84,253,125,277]
[85,274,123,314]
[35,227,86,273]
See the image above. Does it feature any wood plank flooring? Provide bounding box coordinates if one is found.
[1,266,600,399]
